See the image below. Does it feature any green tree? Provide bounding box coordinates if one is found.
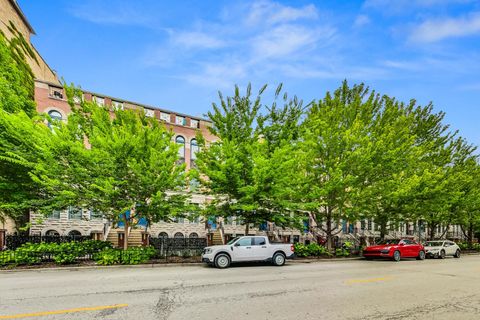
[31,92,189,249]
[195,84,304,235]
[0,30,38,228]
[291,81,377,249]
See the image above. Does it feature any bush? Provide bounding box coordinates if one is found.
[458,242,480,251]
[0,240,114,266]
[94,246,156,265]
[294,243,331,257]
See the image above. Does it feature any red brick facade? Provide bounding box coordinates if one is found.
[34,80,216,170]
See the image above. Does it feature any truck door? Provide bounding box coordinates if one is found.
[232,237,254,262]
[251,237,270,261]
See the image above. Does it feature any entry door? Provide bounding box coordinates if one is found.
[232,237,253,262]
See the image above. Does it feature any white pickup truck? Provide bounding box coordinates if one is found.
[201,236,295,268]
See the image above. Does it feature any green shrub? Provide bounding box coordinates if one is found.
[0,250,15,266]
[294,243,331,257]
[94,246,156,265]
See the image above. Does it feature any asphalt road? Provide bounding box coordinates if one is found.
[1,255,480,320]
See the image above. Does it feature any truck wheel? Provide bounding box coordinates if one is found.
[417,250,426,260]
[454,250,461,258]
[272,252,286,266]
[215,253,230,269]
[439,250,446,259]
[393,250,401,262]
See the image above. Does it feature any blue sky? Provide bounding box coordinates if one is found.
[21,0,480,146]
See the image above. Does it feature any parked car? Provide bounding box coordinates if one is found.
[201,236,295,269]
[363,239,425,262]
[424,240,461,259]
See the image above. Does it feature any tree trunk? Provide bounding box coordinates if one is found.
[123,212,129,251]
[245,223,250,236]
[468,222,474,247]
[379,220,387,240]
[325,209,333,250]
[429,222,436,240]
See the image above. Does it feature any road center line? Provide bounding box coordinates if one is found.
[345,276,394,285]
[0,304,128,319]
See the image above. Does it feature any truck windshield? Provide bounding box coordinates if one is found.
[227,237,240,245]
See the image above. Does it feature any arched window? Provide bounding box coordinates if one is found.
[48,110,63,121]
[176,136,185,163]
[190,139,199,167]
[189,232,199,238]
[68,230,82,237]
[45,230,60,236]
[174,232,184,239]
[158,232,169,239]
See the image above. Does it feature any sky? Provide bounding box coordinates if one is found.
[20,0,480,146]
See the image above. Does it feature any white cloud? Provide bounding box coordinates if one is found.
[173,32,225,49]
[364,0,473,11]
[410,12,480,42]
[245,0,318,26]
[69,1,153,27]
[251,24,335,60]
[354,15,370,28]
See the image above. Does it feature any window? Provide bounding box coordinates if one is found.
[112,101,123,110]
[48,110,63,121]
[253,237,266,246]
[190,119,199,128]
[144,109,154,117]
[158,232,168,238]
[190,139,199,167]
[45,230,60,236]
[93,96,105,106]
[236,237,252,246]
[367,219,372,231]
[68,207,82,220]
[47,210,61,219]
[68,230,82,237]
[175,116,186,126]
[90,209,103,220]
[225,216,234,225]
[160,112,170,122]
[360,220,366,230]
[189,233,199,238]
[176,136,185,163]
[50,88,63,99]
[174,232,184,239]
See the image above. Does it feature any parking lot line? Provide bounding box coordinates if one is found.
[344,276,394,285]
[0,304,128,319]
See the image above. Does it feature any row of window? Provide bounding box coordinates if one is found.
[176,136,199,166]
[158,232,199,239]
[91,96,200,128]
[47,207,103,220]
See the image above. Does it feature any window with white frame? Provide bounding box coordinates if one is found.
[144,109,155,117]
[50,87,63,99]
[93,96,105,106]
[47,210,61,219]
[176,136,185,163]
[112,100,123,110]
[160,112,170,122]
[175,116,186,126]
[190,119,199,128]
[68,207,82,220]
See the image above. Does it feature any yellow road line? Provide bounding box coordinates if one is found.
[345,276,393,285]
[0,304,128,319]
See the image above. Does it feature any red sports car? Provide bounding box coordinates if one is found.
[363,239,425,262]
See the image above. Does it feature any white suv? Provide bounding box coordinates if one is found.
[424,240,461,259]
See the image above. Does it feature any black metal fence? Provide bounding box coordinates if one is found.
[149,237,207,257]
[5,234,91,251]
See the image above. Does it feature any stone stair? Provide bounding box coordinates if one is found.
[105,228,145,248]
[211,229,224,245]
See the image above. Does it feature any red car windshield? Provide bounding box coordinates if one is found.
[376,239,400,245]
